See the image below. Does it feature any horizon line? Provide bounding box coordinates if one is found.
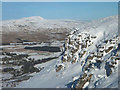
[2,15,118,21]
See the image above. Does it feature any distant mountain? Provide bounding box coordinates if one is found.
[1,16,88,44]
[2,16,87,32]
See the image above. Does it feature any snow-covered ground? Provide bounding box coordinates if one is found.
[1,15,119,88]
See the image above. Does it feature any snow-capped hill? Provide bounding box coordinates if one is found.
[2,16,118,34]
[82,16,118,43]
[91,16,118,31]
[2,16,87,32]
[22,16,45,21]
[3,16,45,23]
[12,16,46,25]
[2,16,46,31]
[91,16,117,24]
[100,16,117,22]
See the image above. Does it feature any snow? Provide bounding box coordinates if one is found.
[0,55,11,59]
[17,60,83,88]
[0,55,6,58]
[83,82,89,88]
[72,75,80,81]
[28,52,61,61]
[10,52,26,55]
[2,15,119,88]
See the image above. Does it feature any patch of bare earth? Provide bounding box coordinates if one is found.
[2,28,69,44]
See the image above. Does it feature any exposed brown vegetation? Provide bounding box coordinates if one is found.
[105,46,113,53]
[75,73,93,89]
[2,28,68,44]
[56,65,63,72]
[80,51,86,58]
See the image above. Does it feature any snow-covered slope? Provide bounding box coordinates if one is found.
[14,16,119,88]
[2,16,87,32]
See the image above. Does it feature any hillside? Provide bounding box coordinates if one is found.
[1,16,88,44]
[8,16,119,88]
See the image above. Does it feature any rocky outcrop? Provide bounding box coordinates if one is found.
[61,29,96,64]
[56,64,64,72]
[75,73,93,89]
[55,28,119,88]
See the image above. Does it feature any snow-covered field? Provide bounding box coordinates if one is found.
[1,15,120,88]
